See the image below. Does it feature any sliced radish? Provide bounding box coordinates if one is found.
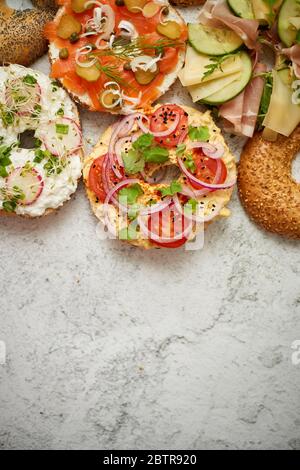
[37,117,82,156]
[6,166,44,206]
[5,78,41,116]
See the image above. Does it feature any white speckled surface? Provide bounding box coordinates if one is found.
[0,0,300,451]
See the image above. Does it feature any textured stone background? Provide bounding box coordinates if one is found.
[0,1,299,450]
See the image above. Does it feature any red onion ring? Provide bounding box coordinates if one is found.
[178,158,236,190]
[136,113,180,138]
[189,141,225,159]
[173,194,223,223]
[179,184,210,198]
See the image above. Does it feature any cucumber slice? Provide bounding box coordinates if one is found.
[278,0,300,47]
[227,0,254,19]
[188,23,244,56]
[201,51,252,105]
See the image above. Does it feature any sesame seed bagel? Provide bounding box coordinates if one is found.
[0,0,56,67]
[238,129,300,239]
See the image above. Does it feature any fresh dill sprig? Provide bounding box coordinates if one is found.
[97,63,128,86]
[94,37,185,61]
[202,53,237,80]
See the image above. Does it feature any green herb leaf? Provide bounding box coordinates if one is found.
[2,200,16,212]
[119,223,138,240]
[119,183,144,205]
[188,125,210,142]
[56,123,69,135]
[56,108,64,116]
[122,149,145,174]
[132,133,154,150]
[176,143,186,156]
[184,153,196,173]
[160,180,182,197]
[203,54,236,80]
[143,146,169,163]
[0,166,8,177]
[184,198,198,213]
[23,74,37,86]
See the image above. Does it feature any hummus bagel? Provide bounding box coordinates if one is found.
[0,0,56,67]
[238,129,300,239]
[44,0,186,113]
[83,104,236,249]
[0,64,82,217]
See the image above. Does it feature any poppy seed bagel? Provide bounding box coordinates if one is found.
[238,129,300,239]
[0,0,56,67]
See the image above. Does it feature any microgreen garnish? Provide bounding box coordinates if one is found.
[0,185,25,212]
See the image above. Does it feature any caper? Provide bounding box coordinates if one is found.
[115,0,125,6]
[123,62,132,71]
[69,32,79,43]
[59,48,69,60]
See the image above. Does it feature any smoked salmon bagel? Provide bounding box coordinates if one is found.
[44,0,186,114]
[238,129,300,239]
[0,64,82,217]
[0,0,56,66]
[83,103,237,249]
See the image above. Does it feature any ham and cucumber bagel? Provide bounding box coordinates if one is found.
[238,128,300,239]
[83,103,237,249]
[0,64,82,217]
[0,0,56,67]
[44,0,186,114]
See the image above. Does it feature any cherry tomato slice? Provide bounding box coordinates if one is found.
[88,155,123,202]
[189,149,227,189]
[150,104,188,148]
[147,205,188,248]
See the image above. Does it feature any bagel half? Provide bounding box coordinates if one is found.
[238,129,300,239]
[83,104,236,249]
[0,0,56,66]
[0,64,83,218]
[47,2,186,113]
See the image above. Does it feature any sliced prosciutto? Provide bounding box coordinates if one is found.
[198,0,259,50]
[220,63,267,138]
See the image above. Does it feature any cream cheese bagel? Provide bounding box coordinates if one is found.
[83,104,236,249]
[45,0,186,114]
[0,64,83,217]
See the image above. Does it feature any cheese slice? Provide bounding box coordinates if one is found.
[263,69,300,136]
[179,46,243,87]
[188,71,242,102]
